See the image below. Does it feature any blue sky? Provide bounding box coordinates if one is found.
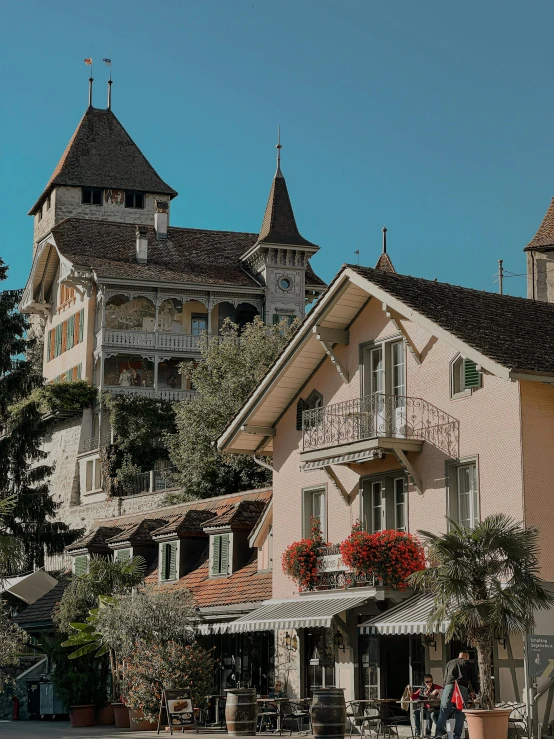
[2,0,554,296]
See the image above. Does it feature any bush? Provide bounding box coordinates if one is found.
[9,381,97,418]
[48,636,107,709]
[123,641,213,722]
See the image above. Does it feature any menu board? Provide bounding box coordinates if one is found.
[157,688,197,735]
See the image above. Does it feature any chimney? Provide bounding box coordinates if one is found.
[155,200,169,239]
[136,225,148,263]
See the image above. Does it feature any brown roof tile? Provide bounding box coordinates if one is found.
[348,264,554,376]
[375,252,396,273]
[106,518,168,546]
[30,107,176,214]
[203,500,267,530]
[151,509,215,538]
[257,169,317,248]
[525,197,554,251]
[66,525,122,553]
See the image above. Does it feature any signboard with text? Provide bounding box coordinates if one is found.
[316,552,351,574]
[157,688,197,735]
[527,635,554,678]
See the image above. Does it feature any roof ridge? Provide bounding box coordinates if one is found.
[51,217,259,239]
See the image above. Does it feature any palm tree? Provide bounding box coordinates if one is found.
[409,514,554,709]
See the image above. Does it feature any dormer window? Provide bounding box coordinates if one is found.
[114,548,131,564]
[73,554,89,576]
[125,191,144,209]
[160,541,178,582]
[451,355,482,398]
[211,533,231,577]
[82,187,103,205]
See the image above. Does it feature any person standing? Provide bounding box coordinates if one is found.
[434,651,479,739]
[411,674,442,737]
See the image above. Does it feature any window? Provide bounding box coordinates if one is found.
[447,460,479,529]
[273,313,295,326]
[59,284,75,309]
[361,472,408,533]
[303,487,327,538]
[82,187,103,205]
[279,277,292,290]
[191,314,208,335]
[115,548,131,564]
[125,191,145,209]
[85,458,102,493]
[451,355,482,398]
[73,554,89,576]
[296,390,323,430]
[211,534,230,576]
[160,540,178,582]
[46,195,51,210]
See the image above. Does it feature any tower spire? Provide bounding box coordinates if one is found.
[276,126,283,178]
[88,76,94,107]
[375,225,396,273]
[382,225,387,254]
[107,79,112,109]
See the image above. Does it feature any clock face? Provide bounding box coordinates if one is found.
[279,277,292,290]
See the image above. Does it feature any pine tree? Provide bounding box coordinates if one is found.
[0,258,76,571]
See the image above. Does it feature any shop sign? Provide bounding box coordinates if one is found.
[317,553,351,574]
[527,635,554,678]
[158,688,196,735]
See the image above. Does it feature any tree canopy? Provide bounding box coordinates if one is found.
[166,316,297,500]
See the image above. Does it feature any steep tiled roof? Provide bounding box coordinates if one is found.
[30,107,176,214]
[146,550,272,608]
[151,510,215,538]
[203,500,267,530]
[66,525,122,553]
[106,519,167,546]
[257,169,318,248]
[14,579,70,629]
[375,252,396,273]
[348,264,554,375]
[525,198,554,250]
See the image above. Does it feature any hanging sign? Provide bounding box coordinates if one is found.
[157,688,197,735]
[527,635,554,678]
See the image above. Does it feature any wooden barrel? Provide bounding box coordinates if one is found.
[225,688,258,736]
[311,688,346,739]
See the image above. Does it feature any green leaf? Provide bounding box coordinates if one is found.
[68,641,100,659]
[95,643,109,657]
[69,621,90,631]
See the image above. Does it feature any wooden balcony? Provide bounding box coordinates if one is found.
[105,387,198,402]
[96,328,203,353]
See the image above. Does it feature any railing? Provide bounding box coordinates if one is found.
[96,329,202,352]
[81,433,112,453]
[105,387,198,402]
[120,466,179,497]
[302,393,459,457]
[301,544,377,592]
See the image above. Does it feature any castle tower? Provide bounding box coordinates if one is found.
[525,198,554,301]
[240,133,321,322]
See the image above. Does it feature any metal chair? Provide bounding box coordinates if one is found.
[495,702,527,739]
[282,701,311,734]
[257,701,284,735]
[346,701,380,737]
[376,703,415,739]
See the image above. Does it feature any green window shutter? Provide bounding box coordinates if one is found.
[47,330,51,360]
[296,399,305,431]
[220,534,230,575]
[74,555,88,577]
[76,363,82,380]
[212,535,221,575]
[463,359,482,390]
[78,309,84,343]
[160,543,167,580]
[54,325,61,357]
[168,541,177,580]
[67,315,75,350]
[115,548,131,564]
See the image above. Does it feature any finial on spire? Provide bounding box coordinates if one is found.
[107,79,112,109]
[88,76,94,107]
[276,126,283,178]
[382,226,388,254]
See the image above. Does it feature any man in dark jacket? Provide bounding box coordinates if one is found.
[434,652,479,739]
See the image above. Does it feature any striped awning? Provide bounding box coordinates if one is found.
[201,593,374,635]
[359,594,448,635]
[301,449,384,471]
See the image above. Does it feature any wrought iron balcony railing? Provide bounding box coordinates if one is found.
[120,466,178,497]
[302,393,459,457]
[300,544,377,592]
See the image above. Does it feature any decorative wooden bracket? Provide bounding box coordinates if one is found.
[382,303,422,366]
[322,465,350,504]
[394,448,423,495]
[314,325,350,384]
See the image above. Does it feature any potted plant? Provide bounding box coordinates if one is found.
[340,524,425,588]
[282,520,327,590]
[410,514,554,739]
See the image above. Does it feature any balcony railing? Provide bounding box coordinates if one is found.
[105,387,198,402]
[302,393,459,457]
[96,329,202,353]
[302,544,376,592]
[120,466,178,497]
[82,432,112,453]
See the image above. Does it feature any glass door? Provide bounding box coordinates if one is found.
[359,634,379,699]
[391,341,406,436]
[305,628,336,695]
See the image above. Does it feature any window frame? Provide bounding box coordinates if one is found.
[302,485,327,539]
[191,313,208,336]
[450,354,471,399]
[210,532,232,577]
[360,336,406,398]
[159,539,179,582]
[124,191,145,209]
[81,187,103,206]
[446,458,480,530]
[114,547,132,564]
[73,554,89,576]
[84,457,102,494]
[360,471,409,533]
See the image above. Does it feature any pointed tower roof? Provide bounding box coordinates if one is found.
[256,134,317,249]
[29,106,177,214]
[524,197,554,251]
[374,226,396,272]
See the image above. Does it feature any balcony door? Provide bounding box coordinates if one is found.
[362,339,406,437]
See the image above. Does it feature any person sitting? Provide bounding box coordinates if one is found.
[411,674,442,737]
[268,680,286,700]
[259,680,286,731]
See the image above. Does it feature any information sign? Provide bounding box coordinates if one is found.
[157,688,197,735]
[527,635,554,678]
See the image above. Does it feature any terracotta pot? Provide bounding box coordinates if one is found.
[113,702,130,728]
[95,703,115,725]
[69,704,95,728]
[129,707,158,731]
[464,708,511,739]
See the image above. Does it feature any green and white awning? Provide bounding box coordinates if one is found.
[200,592,374,635]
[359,594,448,635]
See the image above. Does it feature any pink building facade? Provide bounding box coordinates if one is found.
[220,263,554,719]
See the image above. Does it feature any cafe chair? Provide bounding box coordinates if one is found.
[283,700,311,734]
[495,702,527,739]
[257,701,283,735]
[376,703,415,739]
[346,701,380,737]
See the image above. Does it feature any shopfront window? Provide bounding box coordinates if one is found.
[359,634,379,699]
[305,628,335,695]
[200,632,274,696]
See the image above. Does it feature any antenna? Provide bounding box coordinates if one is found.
[498,259,504,295]
[354,249,360,265]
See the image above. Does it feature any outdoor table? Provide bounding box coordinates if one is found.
[205,695,227,727]
[406,698,442,738]
[256,698,290,735]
